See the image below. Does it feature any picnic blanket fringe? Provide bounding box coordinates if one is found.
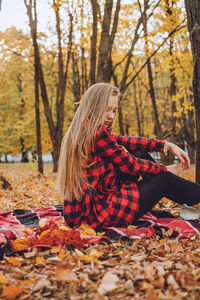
[0,205,199,258]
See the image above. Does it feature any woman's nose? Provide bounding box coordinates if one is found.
[108,111,114,119]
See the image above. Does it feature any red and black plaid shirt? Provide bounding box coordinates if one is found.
[63,126,167,230]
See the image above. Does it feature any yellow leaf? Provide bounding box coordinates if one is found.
[60,225,70,231]
[89,248,102,258]
[58,248,66,260]
[10,237,31,251]
[79,223,96,236]
[97,231,105,236]
[57,219,63,226]
[7,257,22,267]
[0,272,8,284]
[82,255,95,263]
[108,251,123,257]
[127,225,138,229]
[51,246,61,254]
[40,229,50,238]
[35,256,45,264]
[82,249,102,263]
[33,198,39,204]
[1,285,24,299]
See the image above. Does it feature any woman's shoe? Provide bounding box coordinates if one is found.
[180,204,200,220]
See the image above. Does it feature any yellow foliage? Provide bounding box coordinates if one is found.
[10,237,31,251]
[79,223,96,237]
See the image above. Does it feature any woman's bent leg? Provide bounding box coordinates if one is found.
[135,171,200,220]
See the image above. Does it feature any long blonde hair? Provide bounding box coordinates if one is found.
[57,82,120,200]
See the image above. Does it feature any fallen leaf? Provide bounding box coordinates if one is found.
[168,241,184,253]
[18,279,36,286]
[24,247,37,258]
[1,285,24,299]
[51,246,61,254]
[55,266,77,282]
[80,223,96,236]
[10,237,31,251]
[60,225,70,231]
[98,272,119,295]
[0,272,8,284]
[7,257,23,267]
[33,278,50,291]
[35,256,45,264]
[58,248,66,260]
[167,274,179,289]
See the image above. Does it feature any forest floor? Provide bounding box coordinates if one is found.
[0,163,199,300]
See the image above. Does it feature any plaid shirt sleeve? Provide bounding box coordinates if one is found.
[95,126,167,177]
[111,133,165,153]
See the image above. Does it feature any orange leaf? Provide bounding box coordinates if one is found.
[18,279,36,286]
[7,257,23,267]
[0,272,8,284]
[1,285,24,299]
[58,248,66,260]
[10,237,31,251]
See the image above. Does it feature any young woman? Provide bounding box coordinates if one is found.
[57,83,200,231]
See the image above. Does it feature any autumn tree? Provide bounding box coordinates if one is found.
[184,0,200,182]
[24,0,73,171]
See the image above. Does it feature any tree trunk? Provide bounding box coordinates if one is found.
[143,0,162,139]
[24,0,72,172]
[168,38,177,164]
[90,0,98,84]
[72,52,81,109]
[133,80,141,136]
[179,89,196,164]
[97,0,121,82]
[33,0,43,173]
[184,0,200,183]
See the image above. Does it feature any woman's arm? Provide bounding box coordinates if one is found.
[111,133,165,153]
[95,127,167,177]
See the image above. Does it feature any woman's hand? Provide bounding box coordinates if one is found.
[165,142,190,170]
[166,164,179,175]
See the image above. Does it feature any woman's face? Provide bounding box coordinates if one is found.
[103,95,119,127]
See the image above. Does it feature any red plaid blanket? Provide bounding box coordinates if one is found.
[0,205,199,258]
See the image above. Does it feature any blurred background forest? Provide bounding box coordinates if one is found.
[0,0,198,173]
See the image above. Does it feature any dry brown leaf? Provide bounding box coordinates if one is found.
[98,272,119,295]
[167,274,179,289]
[55,266,77,282]
[168,241,184,253]
[24,247,37,258]
[32,278,51,291]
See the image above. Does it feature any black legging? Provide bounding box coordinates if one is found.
[118,151,200,220]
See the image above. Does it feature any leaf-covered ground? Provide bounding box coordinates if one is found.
[0,163,199,300]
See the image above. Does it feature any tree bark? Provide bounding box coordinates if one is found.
[72,52,81,110]
[184,0,200,183]
[133,80,141,136]
[142,0,162,139]
[97,0,121,82]
[33,0,43,173]
[90,0,98,84]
